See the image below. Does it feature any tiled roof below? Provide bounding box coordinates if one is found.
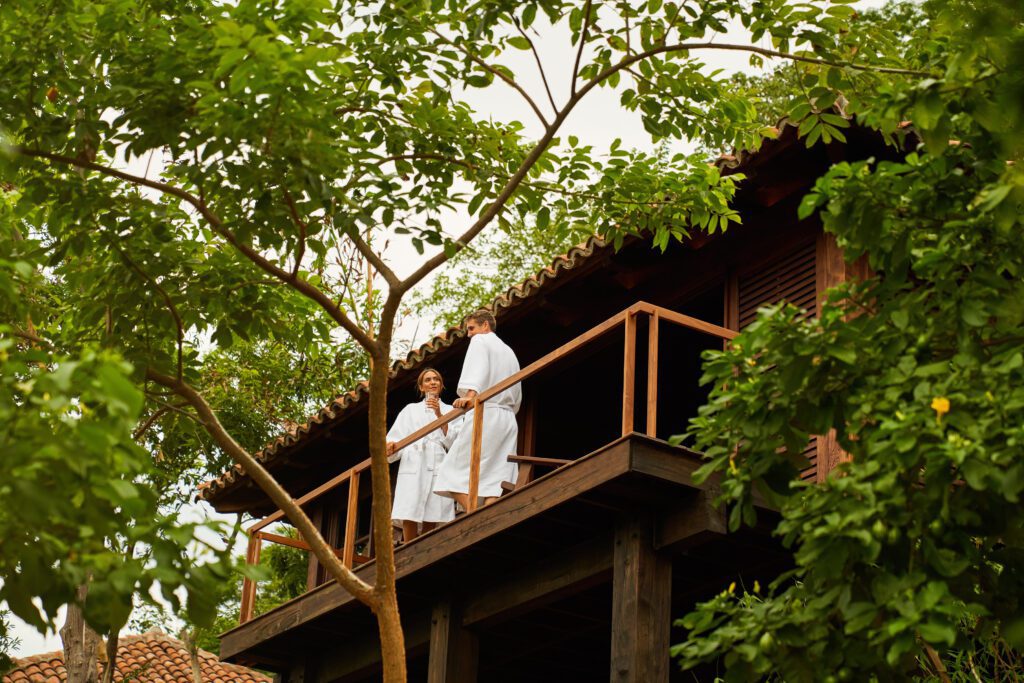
[3,629,271,683]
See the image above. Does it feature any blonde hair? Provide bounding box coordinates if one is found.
[416,368,444,397]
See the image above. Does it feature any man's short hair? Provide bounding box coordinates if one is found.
[467,309,497,331]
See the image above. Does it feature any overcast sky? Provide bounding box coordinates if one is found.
[8,1,890,658]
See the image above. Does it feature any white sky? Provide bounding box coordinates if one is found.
[9,1,889,658]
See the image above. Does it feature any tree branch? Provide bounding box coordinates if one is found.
[145,368,378,608]
[430,29,551,129]
[132,404,181,441]
[513,17,558,114]
[571,0,593,97]
[613,41,934,78]
[16,147,379,352]
[117,247,185,381]
[282,189,307,280]
[8,326,52,347]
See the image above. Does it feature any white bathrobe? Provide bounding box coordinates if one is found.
[434,332,522,500]
[388,399,460,524]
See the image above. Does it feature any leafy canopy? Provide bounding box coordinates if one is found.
[0,0,945,659]
[674,0,1024,680]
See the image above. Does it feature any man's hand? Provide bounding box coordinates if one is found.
[453,391,478,410]
[386,441,397,456]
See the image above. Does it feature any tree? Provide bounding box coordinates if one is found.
[411,214,591,333]
[0,1,929,679]
[673,0,1024,680]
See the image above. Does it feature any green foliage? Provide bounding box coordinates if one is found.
[0,611,19,675]
[674,0,1024,679]
[411,216,591,333]
[0,338,236,633]
[0,0,986,667]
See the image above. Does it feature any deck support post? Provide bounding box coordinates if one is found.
[428,600,478,683]
[611,515,672,683]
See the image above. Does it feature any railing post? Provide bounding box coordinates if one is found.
[239,532,262,624]
[467,398,485,512]
[646,311,659,438]
[343,471,359,567]
[622,312,637,436]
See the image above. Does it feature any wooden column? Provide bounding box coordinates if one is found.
[343,471,359,567]
[305,506,324,591]
[239,533,262,624]
[621,313,637,435]
[428,601,478,683]
[468,400,485,511]
[646,312,659,438]
[611,516,672,683]
[814,233,871,480]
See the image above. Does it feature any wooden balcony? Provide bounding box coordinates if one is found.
[220,303,786,681]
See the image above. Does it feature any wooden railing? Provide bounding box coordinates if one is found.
[237,302,736,624]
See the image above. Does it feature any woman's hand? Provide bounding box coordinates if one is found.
[386,441,397,456]
[425,395,441,415]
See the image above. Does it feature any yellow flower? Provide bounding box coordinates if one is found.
[753,580,761,594]
[728,582,737,594]
[931,396,950,421]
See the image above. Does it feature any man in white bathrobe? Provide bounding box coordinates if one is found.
[433,309,521,510]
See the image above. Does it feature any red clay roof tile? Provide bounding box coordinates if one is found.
[3,630,271,683]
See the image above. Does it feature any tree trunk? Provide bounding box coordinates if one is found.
[60,584,101,683]
[181,629,204,683]
[99,631,118,683]
[367,328,407,683]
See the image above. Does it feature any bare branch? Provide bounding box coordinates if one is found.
[609,41,935,78]
[349,231,400,290]
[16,147,379,352]
[513,17,559,114]
[282,189,308,280]
[117,247,186,381]
[430,29,551,129]
[132,404,179,441]
[146,368,378,607]
[571,0,594,97]
[8,326,52,347]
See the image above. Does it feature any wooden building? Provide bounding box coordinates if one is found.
[199,123,894,682]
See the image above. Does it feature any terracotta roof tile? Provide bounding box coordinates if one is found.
[3,630,271,683]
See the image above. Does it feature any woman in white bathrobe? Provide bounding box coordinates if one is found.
[386,368,460,542]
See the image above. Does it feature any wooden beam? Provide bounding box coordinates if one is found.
[648,304,737,341]
[428,601,478,683]
[611,515,672,683]
[622,311,636,435]
[462,534,613,627]
[313,610,432,683]
[506,455,571,467]
[654,489,727,552]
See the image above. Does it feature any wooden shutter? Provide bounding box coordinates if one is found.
[738,238,817,328]
[737,238,819,481]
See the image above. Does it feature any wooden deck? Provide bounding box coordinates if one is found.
[220,434,786,681]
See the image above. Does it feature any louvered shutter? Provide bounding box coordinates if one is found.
[737,238,819,481]
[738,238,817,327]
